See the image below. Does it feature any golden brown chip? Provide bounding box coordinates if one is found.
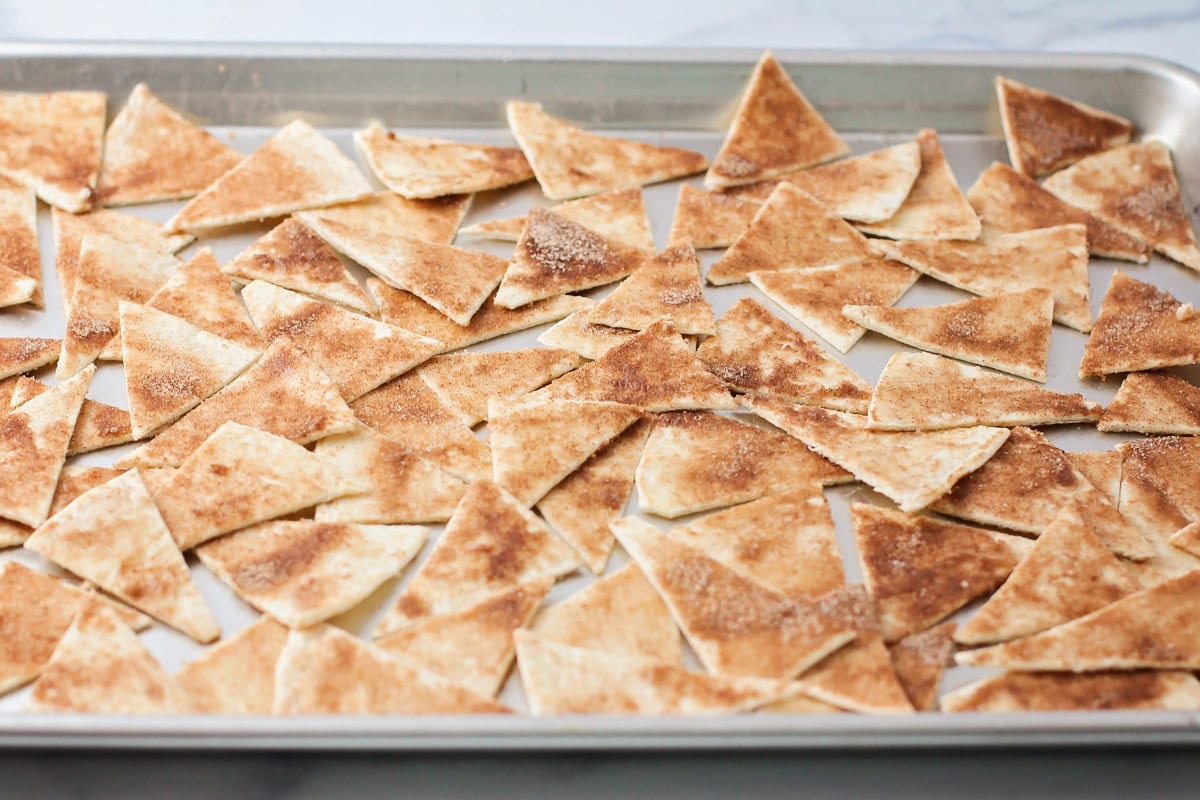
[943,670,1200,712]
[1117,436,1200,541]
[9,376,133,456]
[887,622,956,712]
[176,616,289,714]
[1079,271,1200,377]
[666,184,760,249]
[0,91,105,213]
[461,188,655,251]
[417,348,582,427]
[0,337,59,380]
[587,243,716,335]
[1100,372,1200,435]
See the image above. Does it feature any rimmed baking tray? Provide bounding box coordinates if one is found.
[1,43,1198,749]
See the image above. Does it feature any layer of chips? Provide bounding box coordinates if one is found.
[418,348,582,427]
[887,622,956,712]
[9,376,133,456]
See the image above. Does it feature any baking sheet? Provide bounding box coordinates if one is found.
[0,44,1198,748]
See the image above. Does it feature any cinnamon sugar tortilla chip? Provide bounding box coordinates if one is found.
[176,616,289,714]
[461,188,656,251]
[1079,271,1200,377]
[0,337,59,380]
[705,51,848,189]
[0,177,40,305]
[1168,521,1200,559]
[0,265,34,309]
[588,244,715,335]
[417,348,583,427]
[507,100,706,200]
[10,376,133,455]
[1117,436,1200,541]
[0,465,127,547]
[1101,372,1200,435]
[0,91,105,213]
[97,83,243,206]
[298,191,471,254]
[536,305,638,360]
[1068,450,1123,507]
[887,622,956,711]
[944,670,1200,712]
[666,184,760,249]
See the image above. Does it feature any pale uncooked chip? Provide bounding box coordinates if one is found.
[0,177,40,306]
[507,100,707,200]
[666,184,760,249]
[0,91,105,213]
[887,622,956,712]
[1079,271,1200,377]
[461,187,656,251]
[9,376,133,456]
[166,120,373,233]
[536,305,638,360]
[943,670,1200,712]
[417,348,583,427]
[1100,372,1200,435]
[705,50,848,188]
[0,337,59,380]
[587,243,716,335]
[843,287,1055,382]
[96,83,244,206]
[175,616,289,714]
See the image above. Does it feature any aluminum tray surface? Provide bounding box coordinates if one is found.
[0,44,1198,749]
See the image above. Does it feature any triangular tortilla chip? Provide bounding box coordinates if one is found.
[850,503,1031,642]
[943,670,1200,712]
[536,416,652,574]
[494,207,650,309]
[120,302,261,439]
[868,352,1102,430]
[0,337,59,380]
[375,480,579,636]
[57,235,178,379]
[1068,450,1123,507]
[197,520,427,628]
[695,298,871,412]
[312,426,468,524]
[489,397,641,507]
[1118,436,1200,540]
[507,100,706,200]
[611,517,855,678]
[417,348,583,427]
[355,122,533,198]
[749,258,919,353]
[996,76,1134,178]
[350,372,491,483]
[116,340,358,469]
[221,218,375,316]
[530,562,681,665]
[24,470,219,642]
[744,396,1009,513]
[536,305,637,360]
[931,427,1152,561]
[0,365,91,527]
[760,694,844,714]
[1079,271,1200,377]
[27,604,195,713]
[588,244,716,335]
[1169,521,1200,559]
[672,487,844,600]
[705,51,848,188]
[957,569,1200,671]
[462,188,656,250]
[1100,372,1200,434]
[375,580,551,698]
[241,280,444,401]
[0,177,40,306]
[635,410,850,518]
[874,224,1091,332]
[531,318,734,411]
[96,83,244,206]
[165,120,372,233]
[148,421,361,550]
[1044,141,1200,270]
[0,374,18,408]
[176,616,289,714]
[666,184,760,249]
[842,288,1054,382]
[0,91,105,213]
[369,278,590,353]
[887,621,956,711]
[0,264,33,309]
[0,465,129,548]
[966,161,1151,262]
[273,625,508,714]
[707,183,874,286]
[857,129,980,241]
[297,190,471,256]
[9,376,132,455]
[956,499,1142,646]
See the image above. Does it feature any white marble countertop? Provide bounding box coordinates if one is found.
[3,1,1200,797]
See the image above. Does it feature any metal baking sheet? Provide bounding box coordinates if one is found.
[0,43,1198,749]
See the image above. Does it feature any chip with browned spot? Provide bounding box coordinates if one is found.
[0,337,59,380]
[588,243,716,335]
[1079,271,1200,377]
[887,622,956,712]
[1067,450,1123,508]
[9,376,133,456]
[666,184,760,250]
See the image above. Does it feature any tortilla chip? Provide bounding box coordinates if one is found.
[944,670,1200,712]
[1068,450,1123,507]
[166,120,372,233]
[887,622,956,711]
[760,694,844,714]
[672,487,844,600]
[97,83,243,206]
[364,237,509,325]
[355,122,532,198]
[375,580,551,698]
[350,372,491,483]
[1080,271,1200,377]
[312,426,467,524]
[850,503,1030,642]
[706,183,873,286]
[530,562,681,665]
[375,480,580,636]
[1169,521,1200,559]
[9,376,132,455]
[588,243,716,335]
[175,616,289,714]
[0,465,129,548]
[0,337,59,380]
[0,265,33,309]
[222,218,376,316]
[749,258,919,353]
[843,287,1054,382]
[696,297,871,412]
[0,91,105,213]
[24,469,219,642]
[1100,372,1200,434]
[744,396,1009,513]
[417,348,583,427]
[536,416,652,574]
[705,51,848,188]
[1117,436,1200,540]
[966,161,1151,262]
[461,188,656,251]
[868,352,1102,430]
[857,129,980,241]
[611,517,855,678]
[537,305,637,360]
[197,520,427,628]
[1044,141,1199,270]
[507,100,706,200]
[635,410,850,518]
[0,177,40,306]
[273,625,508,714]
[241,280,444,401]
[666,184,760,249]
